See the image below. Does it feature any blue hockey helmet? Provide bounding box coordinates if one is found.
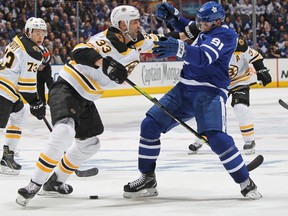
[196,1,226,23]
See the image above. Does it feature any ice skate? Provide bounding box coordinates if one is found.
[123,173,158,198]
[241,177,262,200]
[243,140,256,155]
[188,142,203,154]
[37,172,73,196]
[16,181,41,206]
[0,145,21,175]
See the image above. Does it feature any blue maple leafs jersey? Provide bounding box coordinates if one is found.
[180,24,238,95]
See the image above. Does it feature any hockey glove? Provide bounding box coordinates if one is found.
[153,37,187,59]
[102,56,128,84]
[256,68,271,86]
[156,2,180,25]
[30,100,46,120]
[184,22,201,40]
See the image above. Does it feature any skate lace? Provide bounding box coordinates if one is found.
[193,142,202,148]
[25,182,40,193]
[59,183,70,193]
[129,175,146,187]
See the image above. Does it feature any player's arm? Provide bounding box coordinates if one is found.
[251,56,271,86]
[72,43,128,84]
[164,21,200,42]
[240,40,272,86]
[155,2,191,32]
[72,43,103,68]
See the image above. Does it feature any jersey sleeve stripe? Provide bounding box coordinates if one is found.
[200,44,219,59]
[0,77,19,101]
[64,63,104,95]
[0,83,19,101]
[204,51,213,64]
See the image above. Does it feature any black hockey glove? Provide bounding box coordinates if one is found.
[30,100,46,120]
[256,68,271,86]
[102,56,128,84]
[184,22,201,40]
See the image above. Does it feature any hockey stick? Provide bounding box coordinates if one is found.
[125,78,208,144]
[125,79,264,172]
[42,116,99,177]
[278,99,288,110]
[230,82,258,92]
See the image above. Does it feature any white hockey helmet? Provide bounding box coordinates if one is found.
[25,17,47,38]
[110,5,140,32]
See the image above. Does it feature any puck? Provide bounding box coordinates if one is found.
[89,195,99,199]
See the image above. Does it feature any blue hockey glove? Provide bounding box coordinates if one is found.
[156,2,180,25]
[153,37,187,59]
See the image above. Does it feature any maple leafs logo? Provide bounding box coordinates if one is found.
[212,6,217,13]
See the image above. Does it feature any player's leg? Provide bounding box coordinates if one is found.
[0,97,26,175]
[197,91,261,199]
[124,84,193,198]
[42,102,103,195]
[231,87,255,154]
[17,82,78,205]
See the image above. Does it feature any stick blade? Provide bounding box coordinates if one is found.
[279,99,288,110]
[75,167,99,177]
[246,155,264,172]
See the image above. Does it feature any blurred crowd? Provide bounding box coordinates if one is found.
[0,0,287,64]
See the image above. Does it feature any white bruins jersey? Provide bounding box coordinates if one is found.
[0,34,42,102]
[229,38,263,90]
[59,27,158,101]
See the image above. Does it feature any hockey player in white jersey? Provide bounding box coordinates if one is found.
[188,37,272,155]
[0,17,47,175]
[123,1,261,200]
[16,5,162,207]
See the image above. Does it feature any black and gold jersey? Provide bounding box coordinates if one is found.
[229,37,263,89]
[59,27,159,101]
[0,33,43,102]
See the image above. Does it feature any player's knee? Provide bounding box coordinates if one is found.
[48,122,75,151]
[205,131,235,155]
[74,136,100,158]
[9,106,29,127]
[233,103,249,113]
[140,116,162,139]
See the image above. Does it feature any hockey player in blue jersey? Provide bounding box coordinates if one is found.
[123,1,262,199]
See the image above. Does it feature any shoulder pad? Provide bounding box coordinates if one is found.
[106,27,128,54]
[16,34,42,61]
[235,37,248,52]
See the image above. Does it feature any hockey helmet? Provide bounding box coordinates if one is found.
[196,1,226,24]
[25,17,47,38]
[110,5,140,32]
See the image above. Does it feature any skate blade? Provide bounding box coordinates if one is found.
[0,165,20,175]
[16,194,30,207]
[188,150,199,155]
[37,189,65,197]
[244,148,255,155]
[123,188,158,198]
[245,190,262,200]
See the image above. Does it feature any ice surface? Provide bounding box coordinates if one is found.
[1,87,288,216]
